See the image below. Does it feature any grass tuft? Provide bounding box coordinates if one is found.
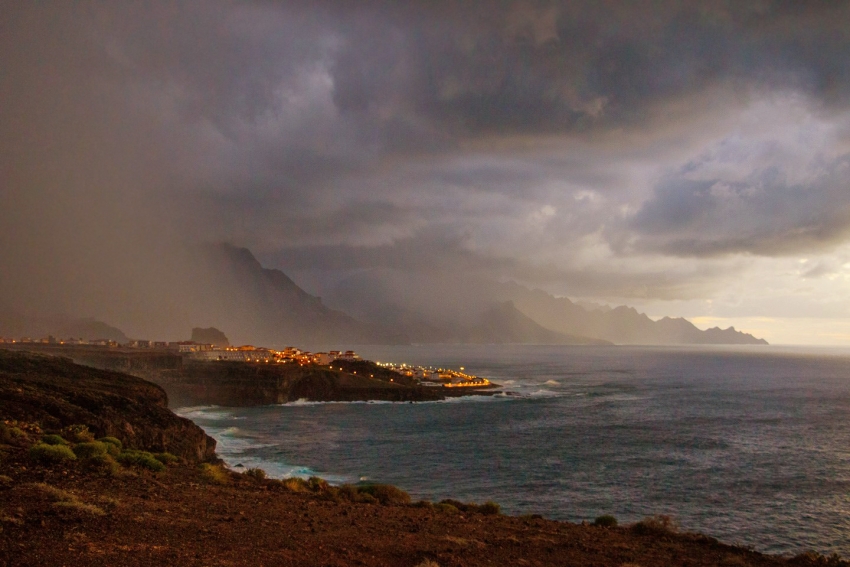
[30,482,78,502]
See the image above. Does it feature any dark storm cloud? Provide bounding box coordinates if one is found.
[624,153,850,257]
[4,0,850,334]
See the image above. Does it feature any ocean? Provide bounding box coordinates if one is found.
[176,345,850,557]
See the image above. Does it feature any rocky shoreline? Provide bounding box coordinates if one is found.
[0,348,845,566]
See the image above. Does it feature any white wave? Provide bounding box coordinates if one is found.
[279,398,400,407]
[174,406,237,421]
[543,380,559,386]
[527,389,561,398]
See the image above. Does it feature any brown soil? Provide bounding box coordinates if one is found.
[0,445,837,567]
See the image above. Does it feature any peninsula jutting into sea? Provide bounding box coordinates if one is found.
[0,332,501,407]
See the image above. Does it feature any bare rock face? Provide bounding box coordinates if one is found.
[0,349,216,461]
[190,326,230,347]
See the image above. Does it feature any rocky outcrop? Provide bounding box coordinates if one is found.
[191,326,230,347]
[0,349,215,461]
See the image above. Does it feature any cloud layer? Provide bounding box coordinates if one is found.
[3,1,850,342]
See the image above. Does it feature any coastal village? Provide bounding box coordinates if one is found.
[0,335,491,388]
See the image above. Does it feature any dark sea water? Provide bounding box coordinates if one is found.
[177,345,850,557]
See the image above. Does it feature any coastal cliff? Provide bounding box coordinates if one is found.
[156,361,457,407]
[0,349,215,461]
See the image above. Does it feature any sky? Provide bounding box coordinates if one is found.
[2,1,850,344]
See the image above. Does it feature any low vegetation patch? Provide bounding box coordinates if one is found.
[594,514,618,527]
[97,437,122,456]
[307,476,329,491]
[0,423,27,445]
[154,452,179,466]
[437,499,501,515]
[29,442,77,464]
[199,463,229,485]
[80,453,121,476]
[24,483,108,517]
[631,515,678,536]
[40,434,69,446]
[117,450,166,472]
[30,482,77,502]
[280,477,309,492]
[243,467,266,481]
[356,484,412,505]
[73,441,108,459]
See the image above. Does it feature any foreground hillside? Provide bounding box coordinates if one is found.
[0,350,841,567]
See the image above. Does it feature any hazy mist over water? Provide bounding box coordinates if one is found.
[180,345,850,557]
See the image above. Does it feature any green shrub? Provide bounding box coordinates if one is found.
[81,453,121,476]
[479,501,501,516]
[98,437,122,449]
[73,441,108,459]
[357,484,411,505]
[41,434,69,446]
[98,437,122,455]
[117,450,165,472]
[154,452,179,465]
[61,424,95,443]
[631,515,677,535]
[29,443,77,464]
[594,514,618,527]
[199,463,229,485]
[243,467,266,481]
